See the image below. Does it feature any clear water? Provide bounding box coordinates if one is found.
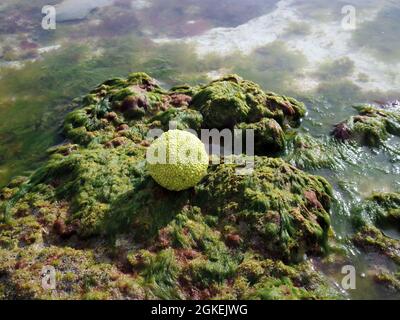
[0,0,399,299]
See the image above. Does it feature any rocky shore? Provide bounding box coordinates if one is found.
[1,73,399,299]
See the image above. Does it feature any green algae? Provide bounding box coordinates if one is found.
[0,37,218,188]
[1,0,400,301]
[217,256,340,300]
[350,192,400,294]
[191,74,306,152]
[332,104,400,147]
[132,248,182,299]
[284,133,354,171]
[0,73,343,299]
[373,271,400,294]
[0,245,145,300]
[194,156,332,262]
[352,226,400,266]
[352,192,400,230]
[236,118,285,155]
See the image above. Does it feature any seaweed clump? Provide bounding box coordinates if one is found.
[332,102,400,147]
[194,157,333,262]
[191,74,306,153]
[351,192,400,262]
[352,192,400,230]
[0,73,340,300]
[351,192,400,294]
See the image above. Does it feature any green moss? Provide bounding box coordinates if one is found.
[170,209,239,287]
[284,133,361,170]
[333,104,400,147]
[0,216,42,249]
[0,245,143,299]
[138,249,182,299]
[194,156,332,262]
[352,192,400,230]
[373,271,400,293]
[149,108,203,131]
[0,35,220,188]
[352,226,400,265]
[237,256,264,284]
[0,73,340,299]
[236,118,286,154]
[191,74,306,129]
[191,75,255,129]
[217,257,340,300]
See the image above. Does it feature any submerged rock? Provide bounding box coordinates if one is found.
[352,225,400,266]
[0,73,340,299]
[285,133,344,170]
[351,192,400,293]
[332,103,400,147]
[352,192,400,230]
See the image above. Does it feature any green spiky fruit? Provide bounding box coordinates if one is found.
[147,130,209,191]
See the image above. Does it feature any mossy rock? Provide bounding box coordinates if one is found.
[62,73,306,154]
[373,271,400,294]
[352,225,400,265]
[236,118,286,155]
[0,245,145,300]
[351,193,400,294]
[194,156,333,262]
[285,133,350,170]
[332,103,400,147]
[191,74,306,131]
[352,192,400,230]
[0,73,340,299]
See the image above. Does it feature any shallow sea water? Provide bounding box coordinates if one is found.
[0,0,399,299]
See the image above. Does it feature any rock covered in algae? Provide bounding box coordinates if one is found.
[352,225,400,265]
[191,74,306,129]
[332,102,400,147]
[351,225,400,295]
[147,130,209,191]
[284,133,349,170]
[0,73,342,299]
[351,192,400,293]
[352,192,400,230]
[194,156,333,262]
[236,118,286,154]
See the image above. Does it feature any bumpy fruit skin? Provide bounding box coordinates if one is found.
[147,130,209,191]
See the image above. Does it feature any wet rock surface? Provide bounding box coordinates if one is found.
[351,192,400,295]
[332,102,400,147]
[1,73,400,299]
[0,73,341,299]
